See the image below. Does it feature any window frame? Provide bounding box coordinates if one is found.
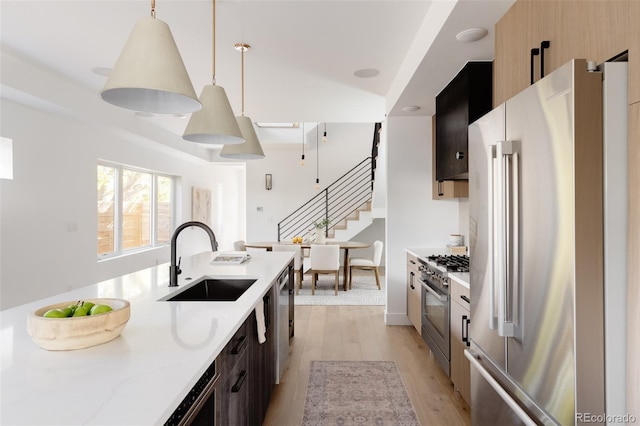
[97,161,176,260]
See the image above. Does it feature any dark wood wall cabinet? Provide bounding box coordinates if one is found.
[435,61,493,182]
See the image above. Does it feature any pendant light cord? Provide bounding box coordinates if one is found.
[212,0,216,84]
[150,0,156,18]
[241,47,245,116]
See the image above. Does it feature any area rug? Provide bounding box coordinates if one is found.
[295,273,385,306]
[302,361,420,426]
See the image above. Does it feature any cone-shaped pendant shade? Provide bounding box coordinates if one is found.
[219,116,265,159]
[183,85,244,144]
[101,17,201,114]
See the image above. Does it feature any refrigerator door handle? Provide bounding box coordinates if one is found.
[489,145,498,330]
[465,349,537,426]
[496,140,518,337]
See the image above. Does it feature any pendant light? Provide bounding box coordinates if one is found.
[300,123,305,166]
[322,123,328,143]
[101,0,200,114]
[220,43,265,159]
[183,0,243,145]
[315,125,320,190]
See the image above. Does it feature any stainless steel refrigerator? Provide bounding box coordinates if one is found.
[466,59,609,425]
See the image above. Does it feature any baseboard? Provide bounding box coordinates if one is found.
[384,311,412,326]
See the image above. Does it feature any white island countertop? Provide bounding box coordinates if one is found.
[1,250,293,426]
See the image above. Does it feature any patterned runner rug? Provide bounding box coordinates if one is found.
[302,361,420,426]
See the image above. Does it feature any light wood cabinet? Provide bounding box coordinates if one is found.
[449,277,471,405]
[431,115,469,199]
[406,253,422,334]
[628,102,640,419]
[630,0,640,103]
[494,0,630,106]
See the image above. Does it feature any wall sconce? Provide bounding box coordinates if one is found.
[265,174,273,190]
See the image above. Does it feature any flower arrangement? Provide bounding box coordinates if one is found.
[314,218,331,229]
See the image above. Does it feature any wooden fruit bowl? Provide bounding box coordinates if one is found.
[27,298,130,351]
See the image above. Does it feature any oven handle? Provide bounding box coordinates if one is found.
[419,279,448,303]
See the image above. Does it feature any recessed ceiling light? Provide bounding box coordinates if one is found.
[91,67,112,77]
[354,68,380,78]
[402,105,421,112]
[456,28,488,43]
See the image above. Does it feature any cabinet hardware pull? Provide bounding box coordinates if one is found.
[462,315,468,344]
[231,370,247,392]
[540,40,550,79]
[410,260,416,264]
[530,48,539,85]
[438,181,444,196]
[230,335,246,354]
[462,314,472,346]
[460,295,470,304]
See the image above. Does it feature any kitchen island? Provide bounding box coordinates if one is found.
[0,250,293,425]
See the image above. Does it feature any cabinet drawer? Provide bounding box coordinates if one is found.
[220,319,250,374]
[451,278,470,310]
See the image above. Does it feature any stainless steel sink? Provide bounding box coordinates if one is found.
[161,278,257,302]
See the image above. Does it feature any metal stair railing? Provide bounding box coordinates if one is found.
[277,157,373,241]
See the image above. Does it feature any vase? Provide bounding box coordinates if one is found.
[315,229,326,244]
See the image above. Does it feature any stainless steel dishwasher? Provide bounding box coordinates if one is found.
[276,267,290,383]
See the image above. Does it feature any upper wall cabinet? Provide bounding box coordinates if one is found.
[435,61,493,181]
[494,0,630,106]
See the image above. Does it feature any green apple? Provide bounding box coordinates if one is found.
[59,307,74,317]
[43,309,68,318]
[90,304,112,315]
[82,302,95,313]
[72,306,89,317]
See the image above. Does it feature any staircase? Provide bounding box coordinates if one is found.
[277,123,381,243]
[327,200,373,240]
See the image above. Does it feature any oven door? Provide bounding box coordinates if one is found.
[420,277,450,375]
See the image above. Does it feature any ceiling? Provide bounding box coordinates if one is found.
[0,0,514,148]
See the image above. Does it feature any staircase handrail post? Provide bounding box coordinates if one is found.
[324,188,329,236]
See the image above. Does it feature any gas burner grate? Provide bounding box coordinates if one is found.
[427,255,470,273]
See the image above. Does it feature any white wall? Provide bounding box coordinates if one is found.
[245,123,375,242]
[0,100,246,311]
[384,116,460,325]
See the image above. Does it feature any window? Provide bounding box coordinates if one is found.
[97,163,175,258]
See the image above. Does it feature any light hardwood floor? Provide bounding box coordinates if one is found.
[263,305,471,426]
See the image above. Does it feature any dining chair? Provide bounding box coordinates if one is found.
[309,244,340,295]
[348,240,383,290]
[272,244,304,294]
[233,240,246,251]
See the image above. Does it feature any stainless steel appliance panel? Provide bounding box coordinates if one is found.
[276,268,290,383]
[502,59,577,424]
[420,276,450,375]
[469,104,507,368]
[468,59,605,425]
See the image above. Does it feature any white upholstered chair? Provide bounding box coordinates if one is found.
[309,244,340,295]
[348,240,383,290]
[233,240,246,251]
[272,244,304,293]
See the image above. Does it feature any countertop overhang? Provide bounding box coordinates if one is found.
[0,250,293,425]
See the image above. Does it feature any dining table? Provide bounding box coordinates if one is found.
[243,240,371,291]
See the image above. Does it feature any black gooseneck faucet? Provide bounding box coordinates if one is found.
[169,221,218,287]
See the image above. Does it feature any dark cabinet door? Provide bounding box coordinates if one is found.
[220,345,250,426]
[249,284,277,425]
[436,61,492,181]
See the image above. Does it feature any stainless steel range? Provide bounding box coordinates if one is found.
[418,254,469,376]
